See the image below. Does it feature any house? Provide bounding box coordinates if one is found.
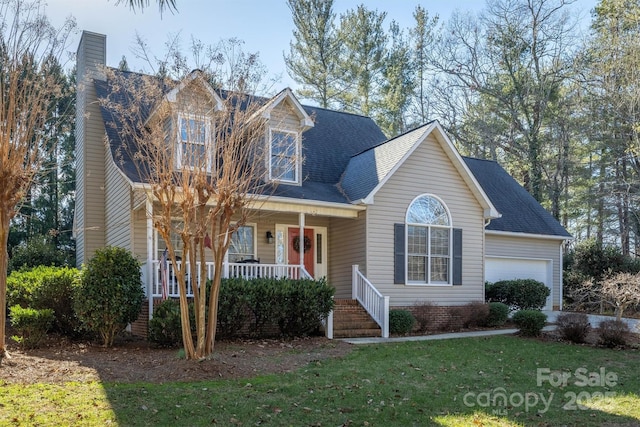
[74,31,571,338]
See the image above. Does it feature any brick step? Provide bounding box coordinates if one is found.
[331,299,381,338]
[333,328,381,338]
[333,320,380,330]
[333,311,375,320]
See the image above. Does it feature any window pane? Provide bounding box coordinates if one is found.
[407,196,449,226]
[271,131,297,181]
[430,257,449,282]
[271,155,296,181]
[408,255,426,281]
[182,142,206,168]
[407,225,427,254]
[431,228,450,256]
[229,226,255,262]
[179,116,208,168]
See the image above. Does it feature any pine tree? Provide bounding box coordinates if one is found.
[284,0,341,108]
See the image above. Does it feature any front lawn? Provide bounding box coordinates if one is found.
[1,335,639,426]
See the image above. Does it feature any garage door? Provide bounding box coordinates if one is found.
[485,257,552,310]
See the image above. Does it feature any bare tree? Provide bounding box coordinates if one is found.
[120,0,177,14]
[600,272,640,321]
[0,0,74,363]
[100,63,283,358]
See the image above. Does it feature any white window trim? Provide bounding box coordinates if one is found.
[405,194,453,287]
[268,128,300,185]
[176,112,213,172]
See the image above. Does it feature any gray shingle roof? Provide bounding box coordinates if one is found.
[94,69,569,238]
[95,69,387,204]
[340,124,432,202]
[463,157,571,238]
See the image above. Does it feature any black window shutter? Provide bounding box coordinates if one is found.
[394,223,405,284]
[452,228,463,285]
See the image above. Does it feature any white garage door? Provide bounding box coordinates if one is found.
[485,257,552,310]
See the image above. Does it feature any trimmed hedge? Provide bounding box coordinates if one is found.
[148,277,335,345]
[389,309,415,335]
[9,305,55,349]
[148,299,183,347]
[512,310,547,337]
[7,266,80,336]
[486,279,550,310]
[486,302,510,327]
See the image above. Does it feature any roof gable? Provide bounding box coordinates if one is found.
[252,88,314,130]
[340,121,499,218]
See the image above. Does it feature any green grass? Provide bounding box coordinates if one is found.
[1,335,639,426]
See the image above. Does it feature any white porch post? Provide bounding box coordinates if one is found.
[298,212,305,272]
[146,196,154,320]
[352,264,358,300]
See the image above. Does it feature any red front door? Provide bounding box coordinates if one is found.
[288,228,314,277]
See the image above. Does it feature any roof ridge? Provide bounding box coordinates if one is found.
[350,121,436,158]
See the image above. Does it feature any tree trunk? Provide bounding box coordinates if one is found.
[0,208,11,363]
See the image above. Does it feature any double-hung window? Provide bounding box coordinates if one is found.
[269,129,299,183]
[177,114,212,171]
[406,195,452,284]
[228,225,256,262]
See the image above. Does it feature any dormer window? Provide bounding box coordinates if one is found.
[269,129,299,183]
[176,113,212,171]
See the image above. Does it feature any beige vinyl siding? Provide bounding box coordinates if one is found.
[329,212,366,299]
[486,233,563,308]
[104,153,132,251]
[75,31,106,266]
[366,134,486,306]
[270,101,302,130]
[132,208,148,262]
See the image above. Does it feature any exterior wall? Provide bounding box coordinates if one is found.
[75,31,107,266]
[328,212,367,299]
[485,233,564,309]
[132,208,148,262]
[270,101,301,130]
[104,153,132,251]
[366,134,486,306]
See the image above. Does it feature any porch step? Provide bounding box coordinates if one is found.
[333,299,381,338]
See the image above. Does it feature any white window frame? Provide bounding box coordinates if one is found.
[176,113,213,172]
[268,128,300,184]
[227,223,257,263]
[405,194,453,286]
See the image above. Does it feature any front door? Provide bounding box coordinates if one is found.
[288,227,314,277]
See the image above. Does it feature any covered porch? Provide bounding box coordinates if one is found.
[135,193,368,310]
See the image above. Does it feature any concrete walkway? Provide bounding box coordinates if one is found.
[343,311,639,345]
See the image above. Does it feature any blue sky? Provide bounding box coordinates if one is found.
[47,0,597,89]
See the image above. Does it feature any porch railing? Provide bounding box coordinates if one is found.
[352,264,389,338]
[151,260,312,298]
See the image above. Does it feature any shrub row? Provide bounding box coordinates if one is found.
[149,277,335,346]
[7,265,80,337]
[410,301,510,333]
[486,279,550,310]
[7,247,144,348]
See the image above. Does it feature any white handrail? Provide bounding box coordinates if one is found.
[352,264,389,338]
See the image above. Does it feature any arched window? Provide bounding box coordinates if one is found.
[406,195,452,284]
